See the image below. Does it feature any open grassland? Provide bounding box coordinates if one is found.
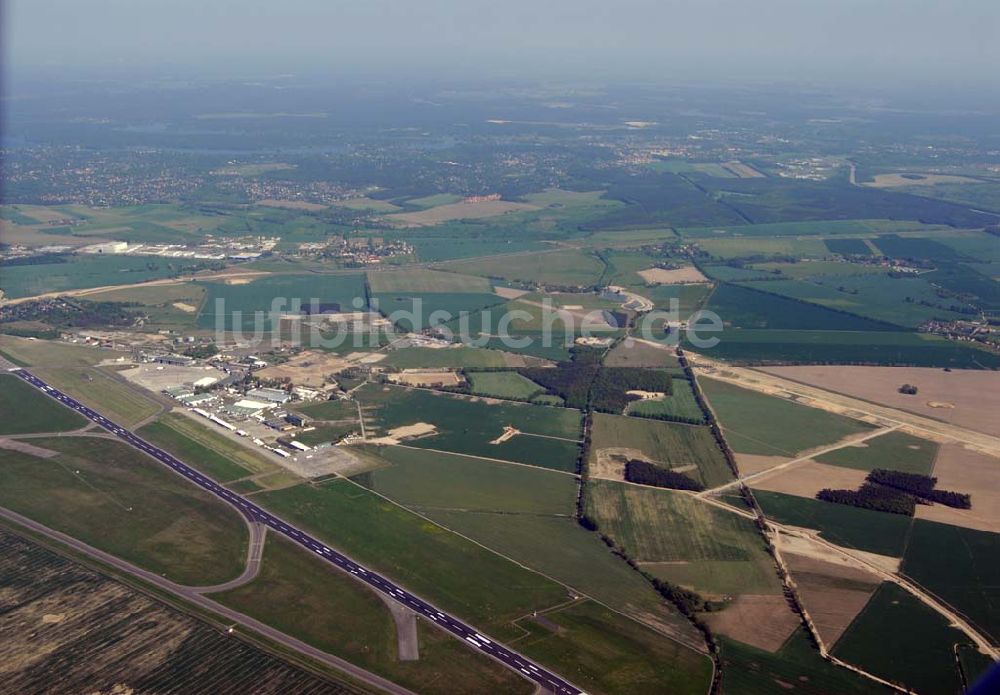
[387,199,540,226]
[705,283,895,331]
[197,273,367,330]
[678,218,947,238]
[0,255,198,299]
[0,438,247,585]
[0,530,351,695]
[699,377,874,457]
[334,196,404,212]
[750,260,885,280]
[381,346,514,369]
[762,365,1000,438]
[740,275,968,328]
[814,430,938,475]
[589,413,732,488]
[718,631,890,694]
[139,412,280,483]
[212,535,531,695]
[255,479,568,640]
[626,377,705,422]
[357,384,582,471]
[84,282,207,331]
[441,249,606,287]
[586,480,780,597]
[403,193,464,208]
[468,371,546,399]
[355,446,576,515]
[367,268,492,293]
[294,398,360,421]
[754,490,911,558]
[0,374,87,434]
[0,334,116,367]
[605,339,680,368]
[695,236,829,259]
[832,583,975,693]
[372,291,506,331]
[513,600,713,695]
[408,236,547,262]
[686,329,1000,368]
[901,520,1000,643]
[423,510,694,640]
[33,366,161,428]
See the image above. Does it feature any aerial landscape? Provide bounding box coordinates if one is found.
[1,1,999,694]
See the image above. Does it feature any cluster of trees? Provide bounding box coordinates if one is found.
[816,483,917,516]
[0,298,142,330]
[624,459,704,491]
[898,383,919,395]
[817,468,971,515]
[869,468,971,509]
[518,348,603,409]
[519,358,675,413]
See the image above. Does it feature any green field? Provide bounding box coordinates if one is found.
[513,600,713,695]
[197,273,367,330]
[832,583,976,693]
[139,417,253,482]
[368,268,492,293]
[213,535,532,695]
[740,275,967,328]
[0,254,199,299]
[753,490,911,557]
[901,520,1000,643]
[0,374,87,434]
[699,377,874,456]
[441,249,606,287]
[357,384,582,471]
[814,430,938,475]
[468,371,546,399]
[586,480,780,597]
[705,283,895,331]
[255,479,567,639]
[678,218,945,238]
[424,510,691,635]
[751,260,885,280]
[718,631,891,694]
[381,346,513,369]
[685,329,1000,368]
[293,398,359,421]
[372,291,507,331]
[696,237,829,260]
[604,339,681,368]
[0,437,247,585]
[83,282,207,331]
[33,366,161,428]
[409,237,547,262]
[356,446,576,515]
[588,413,732,488]
[626,377,706,422]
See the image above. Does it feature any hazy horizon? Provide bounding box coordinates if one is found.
[5,0,1000,90]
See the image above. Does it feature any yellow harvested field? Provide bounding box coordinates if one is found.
[735,453,789,476]
[256,199,329,211]
[783,552,880,647]
[917,443,1000,533]
[751,461,868,499]
[387,199,539,226]
[171,302,197,313]
[367,422,438,445]
[866,173,980,188]
[722,161,765,178]
[493,286,530,300]
[637,266,709,285]
[704,595,800,652]
[760,366,1000,437]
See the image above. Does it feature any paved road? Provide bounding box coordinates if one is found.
[9,367,585,695]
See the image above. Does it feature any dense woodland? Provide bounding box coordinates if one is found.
[623,459,704,491]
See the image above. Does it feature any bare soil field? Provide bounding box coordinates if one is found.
[367,422,438,445]
[866,173,980,188]
[761,366,1000,438]
[0,439,59,458]
[735,453,789,476]
[604,338,680,368]
[494,286,530,299]
[387,199,539,226]
[783,552,880,647]
[637,266,709,285]
[722,161,765,178]
[751,461,869,499]
[256,198,329,211]
[172,301,198,313]
[916,443,1000,533]
[774,529,902,573]
[590,447,653,481]
[704,594,800,652]
[255,350,349,387]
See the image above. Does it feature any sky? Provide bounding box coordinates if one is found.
[5,0,999,88]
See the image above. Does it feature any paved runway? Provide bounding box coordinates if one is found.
[9,367,584,695]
